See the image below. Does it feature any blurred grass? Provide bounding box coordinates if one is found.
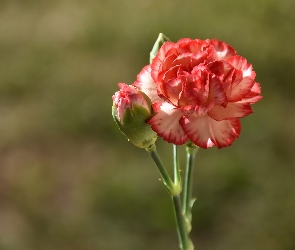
[0,0,294,249]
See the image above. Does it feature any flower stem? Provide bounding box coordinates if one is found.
[182,143,199,232]
[146,144,177,195]
[173,145,181,189]
[173,194,194,250]
[146,144,193,250]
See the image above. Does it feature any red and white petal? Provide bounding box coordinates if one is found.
[179,39,207,54]
[238,82,262,104]
[133,65,162,103]
[179,86,199,107]
[161,53,178,73]
[250,82,261,95]
[228,76,255,102]
[227,56,256,79]
[239,95,263,104]
[162,64,181,82]
[191,47,216,67]
[207,75,227,106]
[172,53,193,69]
[151,42,178,81]
[161,78,183,106]
[208,102,253,121]
[180,115,241,149]
[176,38,199,54]
[194,104,212,116]
[148,102,188,144]
[210,39,236,60]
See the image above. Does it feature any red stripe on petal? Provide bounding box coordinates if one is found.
[180,115,214,148]
[228,77,255,102]
[240,95,263,104]
[207,75,227,106]
[227,56,255,79]
[251,82,261,95]
[232,82,262,104]
[208,102,253,121]
[180,115,241,149]
[148,102,188,145]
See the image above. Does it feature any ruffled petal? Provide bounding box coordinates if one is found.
[161,78,183,106]
[228,76,255,102]
[172,53,193,69]
[178,68,210,107]
[133,65,162,103]
[162,53,178,72]
[208,102,253,121]
[148,102,188,144]
[207,60,239,91]
[238,82,262,104]
[250,82,261,95]
[151,42,178,81]
[239,95,263,104]
[210,39,236,60]
[207,75,227,106]
[176,38,207,54]
[180,115,241,149]
[227,56,256,79]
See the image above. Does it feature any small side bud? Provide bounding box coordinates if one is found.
[149,33,171,64]
[112,83,157,148]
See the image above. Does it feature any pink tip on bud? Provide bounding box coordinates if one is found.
[112,83,157,148]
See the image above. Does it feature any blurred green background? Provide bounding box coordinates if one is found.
[0,0,294,249]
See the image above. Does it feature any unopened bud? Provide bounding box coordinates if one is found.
[150,33,171,63]
[112,83,157,148]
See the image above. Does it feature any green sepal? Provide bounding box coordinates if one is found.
[185,140,199,153]
[149,33,171,64]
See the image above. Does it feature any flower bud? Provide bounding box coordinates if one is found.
[112,83,157,148]
[149,33,171,63]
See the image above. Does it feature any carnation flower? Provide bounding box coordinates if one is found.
[133,38,262,148]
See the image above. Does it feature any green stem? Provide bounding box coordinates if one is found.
[173,145,181,188]
[146,144,193,250]
[146,144,175,194]
[182,143,199,232]
[173,195,194,250]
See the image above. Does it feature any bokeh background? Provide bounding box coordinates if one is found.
[0,0,294,249]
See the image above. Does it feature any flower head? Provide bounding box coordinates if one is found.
[133,38,262,148]
[112,83,157,148]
